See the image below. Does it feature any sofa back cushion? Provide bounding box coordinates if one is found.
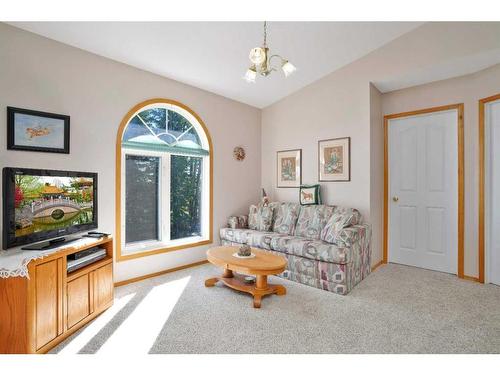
[248,205,274,231]
[272,203,300,235]
[320,206,362,244]
[293,205,334,240]
[267,201,280,220]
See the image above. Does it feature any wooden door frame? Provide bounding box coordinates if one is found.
[479,93,500,283]
[383,104,464,278]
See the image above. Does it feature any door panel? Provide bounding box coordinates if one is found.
[388,109,458,273]
[426,207,445,254]
[399,126,418,192]
[67,274,90,329]
[94,263,113,310]
[426,126,446,192]
[400,205,417,250]
[35,260,60,350]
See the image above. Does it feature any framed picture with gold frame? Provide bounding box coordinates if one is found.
[318,137,350,182]
[277,149,302,188]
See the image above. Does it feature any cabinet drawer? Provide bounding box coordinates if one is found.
[67,274,91,329]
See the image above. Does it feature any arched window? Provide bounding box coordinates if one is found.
[116,99,212,261]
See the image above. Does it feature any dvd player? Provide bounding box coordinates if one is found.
[67,246,103,261]
[67,248,107,273]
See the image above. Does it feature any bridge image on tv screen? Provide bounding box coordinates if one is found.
[14,175,94,237]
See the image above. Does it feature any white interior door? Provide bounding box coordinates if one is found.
[388,109,458,274]
[486,99,500,286]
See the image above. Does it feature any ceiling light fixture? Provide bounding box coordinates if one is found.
[244,21,296,83]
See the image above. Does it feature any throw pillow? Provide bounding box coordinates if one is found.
[320,209,361,244]
[228,215,249,229]
[248,205,259,230]
[299,184,321,205]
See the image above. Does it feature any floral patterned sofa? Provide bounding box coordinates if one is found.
[220,202,371,295]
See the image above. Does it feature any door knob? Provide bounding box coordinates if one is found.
[392,196,399,202]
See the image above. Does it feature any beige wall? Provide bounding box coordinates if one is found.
[261,70,371,218]
[0,23,262,282]
[382,63,500,278]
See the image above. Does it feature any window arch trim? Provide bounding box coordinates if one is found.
[115,98,213,262]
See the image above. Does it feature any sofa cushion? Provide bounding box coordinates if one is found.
[248,205,274,231]
[270,235,351,264]
[320,206,362,244]
[272,202,301,235]
[293,205,334,240]
[219,228,286,250]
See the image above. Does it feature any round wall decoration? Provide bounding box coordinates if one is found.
[233,146,246,161]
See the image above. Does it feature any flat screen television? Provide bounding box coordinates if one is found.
[2,167,98,249]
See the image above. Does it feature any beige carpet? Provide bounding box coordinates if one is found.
[51,263,500,354]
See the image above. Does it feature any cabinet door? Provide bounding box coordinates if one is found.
[34,259,63,350]
[67,274,90,329]
[94,263,113,310]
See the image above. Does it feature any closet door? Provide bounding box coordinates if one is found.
[388,108,459,273]
[487,99,500,286]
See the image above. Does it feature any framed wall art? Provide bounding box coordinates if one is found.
[7,106,70,154]
[277,149,301,188]
[318,137,350,182]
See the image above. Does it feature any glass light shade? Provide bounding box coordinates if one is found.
[249,47,266,65]
[282,61,296,77]
[244,67,257,83]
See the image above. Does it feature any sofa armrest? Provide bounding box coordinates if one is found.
[228,215,249,229]
[334,224,370,247]
[344,224,372,280]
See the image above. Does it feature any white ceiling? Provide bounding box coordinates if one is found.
[10,22,423,108]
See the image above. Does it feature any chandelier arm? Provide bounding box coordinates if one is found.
[258,67,277,76]
[268,54,286,68]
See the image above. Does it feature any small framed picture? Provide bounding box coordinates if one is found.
[318,137,350,182]
[7,107,70,154]
[277,149,302,188]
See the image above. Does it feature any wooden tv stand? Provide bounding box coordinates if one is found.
[0,236,114,354]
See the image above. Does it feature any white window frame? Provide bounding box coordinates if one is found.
[120,104,210,257]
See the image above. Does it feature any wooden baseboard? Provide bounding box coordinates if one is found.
[114,260,209,287]
[371,262,481,283]
[114,257,481,288]
[462,275,480,283]
[371,260,385,272]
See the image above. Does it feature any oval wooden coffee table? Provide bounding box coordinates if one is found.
[205,246,287,308]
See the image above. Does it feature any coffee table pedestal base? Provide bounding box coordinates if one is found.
[205,269,286,308]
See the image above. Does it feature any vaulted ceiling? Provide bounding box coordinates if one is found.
[10,22,422,108]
